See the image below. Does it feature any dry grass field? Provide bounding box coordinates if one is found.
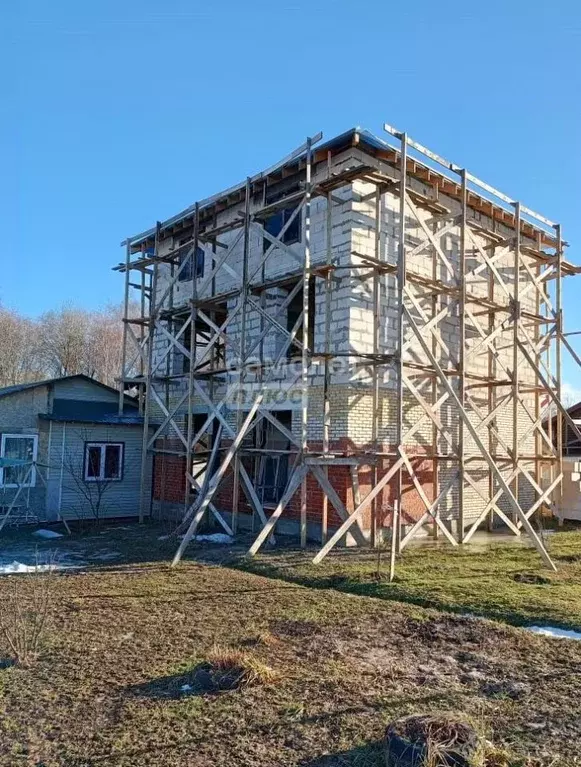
[0,524,579,766]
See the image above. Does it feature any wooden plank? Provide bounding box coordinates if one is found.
[172,396,263,565]
[247,465,308,555]
[312,457,405,564]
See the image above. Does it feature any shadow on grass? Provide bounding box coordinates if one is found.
[125,666,218,700]
[125,647,273,700]
[232,554,581,632]
[299,740,384,766]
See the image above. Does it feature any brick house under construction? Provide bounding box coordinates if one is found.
[117,124,578,570]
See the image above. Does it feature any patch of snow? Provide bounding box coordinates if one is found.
[0,561,57,574]
[527,625,581,641]
[0,557,86,575]
[33,529,64,539]
[194,533,233,544]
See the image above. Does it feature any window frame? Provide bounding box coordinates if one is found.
[263,207,302,253]
[285,277,315,360]
[83,442,124,483]
[177,243,205,282]
[0,433,38,488]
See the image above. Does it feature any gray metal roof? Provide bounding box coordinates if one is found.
[0,375,147,426]
[51,398,137,420]
[0,374,135,402]
[39,413,145,426]
[0,378,60,398]
[124,127,374,247]
[122,125,561,252]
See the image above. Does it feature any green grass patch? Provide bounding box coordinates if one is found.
[234,530,581,631]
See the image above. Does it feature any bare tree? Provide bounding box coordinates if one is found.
[38,305,91,378]
[0,306,45,387]
[85,304,125,387]
[58,426,140,527]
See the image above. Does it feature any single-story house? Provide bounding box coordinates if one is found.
[0,375,152,524]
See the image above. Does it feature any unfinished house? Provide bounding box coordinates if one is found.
[116,125,580,572]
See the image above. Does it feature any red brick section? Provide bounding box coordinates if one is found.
[153,437,436,530]
[153,443,187,504]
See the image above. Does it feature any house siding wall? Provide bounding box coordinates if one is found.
[52,378,121,404]
[48,422,151,520]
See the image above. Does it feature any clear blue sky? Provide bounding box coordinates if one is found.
[2,0,580,381]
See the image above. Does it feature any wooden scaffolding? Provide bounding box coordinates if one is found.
[115,124,581,575]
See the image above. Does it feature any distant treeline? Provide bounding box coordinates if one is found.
[0,303,130,389]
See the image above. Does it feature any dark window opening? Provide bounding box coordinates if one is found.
[0,434,38,487]
[87,446,101,478]
[177,241,205,282]
[173,319,192,375]
[286,278,315,359]
[263,207,302,253]
[194,307,227,371]
[104,445,121,479]
[564,424,581,456]
[257,411,292,504]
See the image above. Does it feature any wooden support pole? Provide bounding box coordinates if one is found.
[487,237,496,532]
[138,221,161,523]
[534,233,542,510]
[118,241,131,415]
[172,396,263,565]
[231,179,251,535]
[300,137,313,548]
[371,187,381,548]
[512,202,521,525]
[390,131,407,581]
[184,202,200,519]
[458,170,467,540]
[139,266,146,414]
[313,457,405,564]
[321,188,333,545]
[555,223,564,511]
[248,465,308,556]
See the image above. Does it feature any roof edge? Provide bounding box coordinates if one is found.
[0,374,137,403]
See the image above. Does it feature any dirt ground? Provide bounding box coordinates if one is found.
[0,524,579,766]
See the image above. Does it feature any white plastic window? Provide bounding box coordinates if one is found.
[84,443,123,482]
[0,434,38,487]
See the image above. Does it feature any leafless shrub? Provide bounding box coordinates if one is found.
[62,441,115,528]
[0,552,57,666]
